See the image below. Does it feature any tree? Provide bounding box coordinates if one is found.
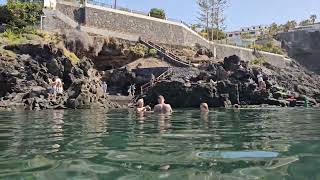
[310,14,317,24]
[283,20,297,32]
[200,28,225,41]
[210,0,227,41]
[299,19,311,26]
[198,0,227,41]
[149,8,166,19]
[268,22,279,36]
[197,0,210,39]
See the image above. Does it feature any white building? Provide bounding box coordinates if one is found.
[44,0,57,9]
[226,25,269,40]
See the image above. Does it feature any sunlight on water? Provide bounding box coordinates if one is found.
[0,108,319,179]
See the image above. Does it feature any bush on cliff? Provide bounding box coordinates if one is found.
[129,43,149,58]
[249,42,284,55]
[149,8,166,19]
[148,48,157,57]
[200,28,226,41]
[0,2,42,29]
[250,57,266,65]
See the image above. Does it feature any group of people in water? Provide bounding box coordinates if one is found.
[136,95,173,114]
[135,95,210,114]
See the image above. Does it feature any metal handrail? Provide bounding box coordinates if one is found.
[140,68,172,95]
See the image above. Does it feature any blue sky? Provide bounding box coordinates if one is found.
[111,0,320,31]
[0,0,319,31]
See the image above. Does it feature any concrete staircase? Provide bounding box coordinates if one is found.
[139,38,192,68]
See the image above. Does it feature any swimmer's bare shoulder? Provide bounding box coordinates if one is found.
[163,104,173,113]
[154,104,162,113]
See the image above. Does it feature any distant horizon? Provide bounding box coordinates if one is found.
[0,0,319,31]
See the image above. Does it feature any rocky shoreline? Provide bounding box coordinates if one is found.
[0,43,120,110]
[0,33,319,110]
[143,55,320,108]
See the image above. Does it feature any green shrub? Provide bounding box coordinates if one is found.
[241,32,252,39]
[2,28,23,43]
[201,28,226,41]
[0,2,42,29]
[249,42,284,55]
[250,57,266,65]
[148,48,157,57]
[129,43,149,58]
[149,8,166,19]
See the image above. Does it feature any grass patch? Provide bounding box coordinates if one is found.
[63,47,80,65]
[250,57,266,65]
[249,42,284,55]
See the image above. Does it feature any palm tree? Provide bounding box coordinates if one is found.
[310,14,317,24]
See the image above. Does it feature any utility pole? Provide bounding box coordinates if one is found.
[114,0,117,9]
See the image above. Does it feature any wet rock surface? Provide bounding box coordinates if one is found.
[0,43,121,110]
[144,55,320,108]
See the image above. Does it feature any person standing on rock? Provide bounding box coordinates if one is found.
[102,82,108,94]
[128,85,132,96]
[54,77,63,94]
[131,84,136,97]
[257,72,266,91]
[150,74,155,87]
[154,95,173,114]
[48,78,55,99]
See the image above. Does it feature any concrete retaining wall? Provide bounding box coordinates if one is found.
[213,44,291,67]
[51,2,291,68]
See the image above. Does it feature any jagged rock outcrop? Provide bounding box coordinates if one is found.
[0,43,120,110]
[144,55,319,108]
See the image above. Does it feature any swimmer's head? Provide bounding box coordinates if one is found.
[200,103,209,112]
[137,99,144,107]
[233,104,240,109]
[157,95,165,104]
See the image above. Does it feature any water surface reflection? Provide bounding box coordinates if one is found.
[0,108,319,179]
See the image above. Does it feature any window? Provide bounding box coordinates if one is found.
[229,34,233,37]
[242,29,245,31]
[253,27,256,30]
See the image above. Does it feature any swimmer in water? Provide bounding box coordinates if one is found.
[200,103,209,112]
[154,95,173,114]
[136,99,151,113]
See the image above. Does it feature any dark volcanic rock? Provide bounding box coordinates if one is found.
[0,43,121,110]
[144,55,319,108]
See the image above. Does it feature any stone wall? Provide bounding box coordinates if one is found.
[276,30,320,73]
[84,4,210,47]
[213,43,291,67]
[55,2,83,23]
[43,9,74,31]
[50,2,290,68]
